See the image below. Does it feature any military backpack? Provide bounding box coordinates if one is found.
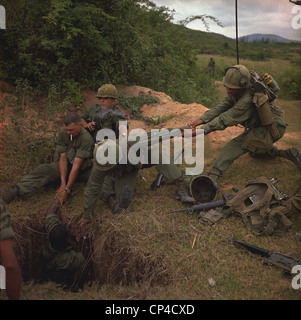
[222,176,301,236]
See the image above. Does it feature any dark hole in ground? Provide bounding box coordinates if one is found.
[11,215,170,288]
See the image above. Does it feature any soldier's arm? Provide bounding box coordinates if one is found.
[0,239,21,300]
[80,106,97,132]
[201,95,254,134]
[58,153,68,189]
[187,97,234,129]
[57,157,85,205]
[0,200,21,300]
[81,117,95,131]
[187,118,205,128]
[66,157,85,191]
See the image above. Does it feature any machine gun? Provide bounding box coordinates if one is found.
[170,199,225,214]
[231,238,300,273]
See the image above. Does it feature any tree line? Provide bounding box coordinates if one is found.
[0,0,216,104]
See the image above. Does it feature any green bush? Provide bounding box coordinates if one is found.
[277,69,301,100]
[0,0,217,105]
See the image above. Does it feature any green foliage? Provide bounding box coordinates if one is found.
[118,92,167,124]
[0,0,217,105]
[15,79,33,109]
[277,69,301,100]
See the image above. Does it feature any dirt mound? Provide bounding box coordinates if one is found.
[82,85,244,142]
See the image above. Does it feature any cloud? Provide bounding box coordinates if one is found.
[151,0,301,41]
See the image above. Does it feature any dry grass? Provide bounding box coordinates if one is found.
[1,74,301,300]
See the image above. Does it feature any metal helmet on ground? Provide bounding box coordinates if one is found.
[96,84,118,99]
[93,139,121,172]
[184,175,218,203]
[223,65,250,89]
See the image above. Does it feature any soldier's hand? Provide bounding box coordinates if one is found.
[85,121,96,131]
[77,218,91,241]
[56,184,66,197]
[180,126,197,137]
[56,188,69,206]
[187,118,204,128]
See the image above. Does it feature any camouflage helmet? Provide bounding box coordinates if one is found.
[223,65,250,89]
[93,139,121,172]
[96,84,118,99]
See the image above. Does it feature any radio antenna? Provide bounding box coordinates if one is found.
[235,0,239,64]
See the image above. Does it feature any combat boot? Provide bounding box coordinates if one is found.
[278,147,301,169]
[175,180,195,204]
[0,186,19,203]
[111,185,133,214]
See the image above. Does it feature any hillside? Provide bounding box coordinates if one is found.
[173,24,301,61]
[239,33,300,43]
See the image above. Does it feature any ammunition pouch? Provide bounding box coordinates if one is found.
[253,92,281,141]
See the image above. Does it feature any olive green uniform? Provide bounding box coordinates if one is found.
[81,104,126,141]
[83,155,182,220]
[42,212,84,285]
[200,90,287,173]
[16,127,94,196]
[0,197,14,242]
[81,104,129,197]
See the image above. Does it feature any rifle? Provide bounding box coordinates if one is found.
[231,238,300,273]
[170,199,225,214]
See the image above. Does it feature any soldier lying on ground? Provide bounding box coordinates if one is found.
[188,64,301,181]
[0,191,21,300]
[1,113,94,205]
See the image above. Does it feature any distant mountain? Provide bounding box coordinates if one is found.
[239,33,299,43]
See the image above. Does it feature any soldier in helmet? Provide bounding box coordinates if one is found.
[0,113,94,205]
[80,84,128,141]
[188,65,301,181]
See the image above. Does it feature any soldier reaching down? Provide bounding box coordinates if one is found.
[188,65,301,181]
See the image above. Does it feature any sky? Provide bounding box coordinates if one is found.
[150,0,301,41]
